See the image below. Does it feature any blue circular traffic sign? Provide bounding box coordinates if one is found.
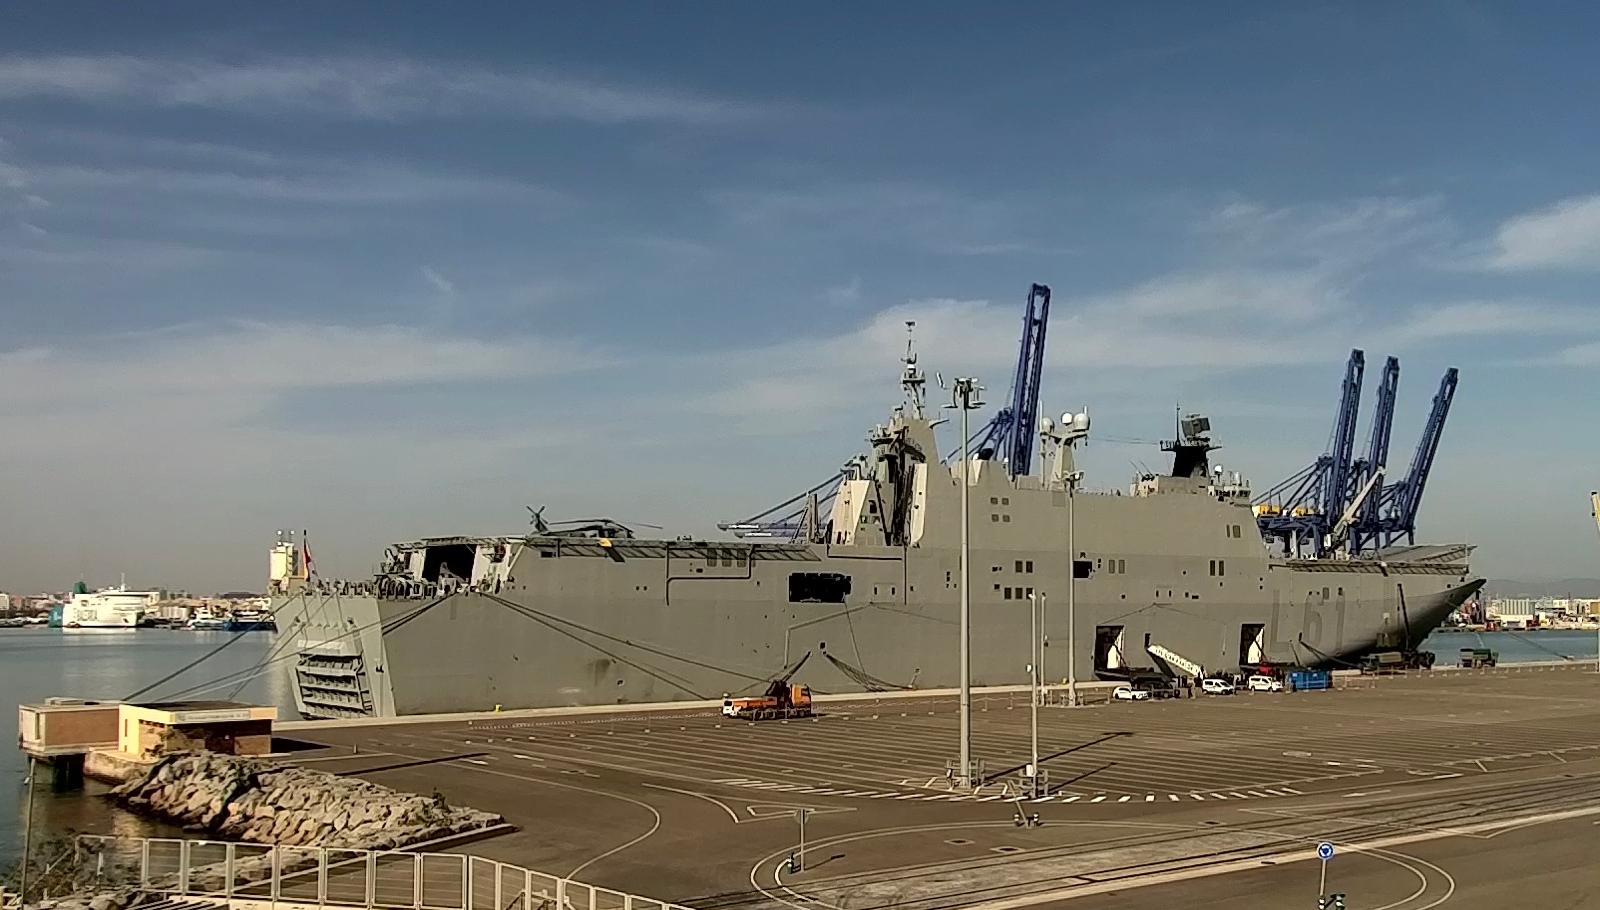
[1317,842,1335,860]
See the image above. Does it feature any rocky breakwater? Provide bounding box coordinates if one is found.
[112,751,503,849]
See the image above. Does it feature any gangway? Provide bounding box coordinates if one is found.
[1145,642,1205,680]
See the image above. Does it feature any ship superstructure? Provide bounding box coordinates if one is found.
[272,287,1481,719]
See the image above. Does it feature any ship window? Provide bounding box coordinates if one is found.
[1004,587,1013,600]
[789,573,851,604]
[1026,587,1034,598]
[1002,497,1010,506]
[1208,560,1215,577]
[1025,560,1034,573]
[1073,559,1092,579]
[994,583,1001,591]
[1118,559,1126,573]
[1002,514,1012,523]
[722,556,733,567]
[1219,560,1225,577]
[867,501,877,513]
[1015,560,1023,573]
[706,556,717,568]
[1323,587,1330,600]
[990,496,999,505]
[992,514,1000,523]
[1338,587,1344,596]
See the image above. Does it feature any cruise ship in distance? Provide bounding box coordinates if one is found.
[64,584,158,629]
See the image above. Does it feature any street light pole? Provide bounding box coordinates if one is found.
[19,756,38,903]
[1028,592,1041,797]
[953,377,982,789]
[1067,477,1078,708]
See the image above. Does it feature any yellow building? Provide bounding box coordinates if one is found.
[117,701,278,760]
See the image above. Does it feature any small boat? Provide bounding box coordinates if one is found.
[224,609,277,632]
[187,610,227,631]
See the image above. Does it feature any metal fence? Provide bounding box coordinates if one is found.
[72,836,692,910]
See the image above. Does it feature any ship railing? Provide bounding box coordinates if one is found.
[67,835,696,910]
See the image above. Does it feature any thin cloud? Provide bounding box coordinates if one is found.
[0,54,764,125]
[1385,300,1600,345]
[1480,194,1600,271]
[420,266,457,297]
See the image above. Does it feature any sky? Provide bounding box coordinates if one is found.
[2,2,1600,593]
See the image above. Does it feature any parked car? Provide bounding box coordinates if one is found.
[1112,685,1152,701]
[1246,674,1284,692]
[1201,677,1236,695]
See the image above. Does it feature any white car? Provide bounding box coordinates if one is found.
[1201,678,1236,695]
[1246,675,1284,692]
[1112,685,1151,701]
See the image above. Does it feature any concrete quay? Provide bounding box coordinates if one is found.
[266,665,1600,909]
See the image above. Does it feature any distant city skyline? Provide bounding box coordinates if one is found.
[4,3,1600,592]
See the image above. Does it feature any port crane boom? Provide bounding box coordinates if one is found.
[1351,356,1399,553]
[970,283,1052,478]
[1378,367,1458,547]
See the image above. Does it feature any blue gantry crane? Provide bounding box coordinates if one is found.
[1374,367,1459,548]
[1254,349,1365,557]
[726,282,1053,540]
[1256,352,1458,557]
[969,283,1052,478]
[1349,356,1400,553]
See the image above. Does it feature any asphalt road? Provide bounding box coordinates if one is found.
[278,665,1600,910]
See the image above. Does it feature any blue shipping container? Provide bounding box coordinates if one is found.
[1289,670,1332,691]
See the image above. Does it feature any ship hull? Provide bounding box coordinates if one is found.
[275,542,1480,719]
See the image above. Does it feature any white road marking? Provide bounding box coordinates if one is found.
[1117,796,1131,803]
[1061,796,1081,803]
[1090,796,1107,803]
[1031,796,1055,803]
[1168,794,1180,801]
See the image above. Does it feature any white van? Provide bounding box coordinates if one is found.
[1201,677,1236,695]
[1247,674,1284,692]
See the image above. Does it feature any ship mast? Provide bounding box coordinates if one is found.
[900,320,926,419]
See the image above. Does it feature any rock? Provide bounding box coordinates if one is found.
[110,750,503,855]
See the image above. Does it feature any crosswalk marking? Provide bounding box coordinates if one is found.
[699,776,1311,807]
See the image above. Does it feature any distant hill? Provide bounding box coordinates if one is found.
[1485,578,1600,599]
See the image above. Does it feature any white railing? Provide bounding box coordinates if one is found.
[72,836,693,910]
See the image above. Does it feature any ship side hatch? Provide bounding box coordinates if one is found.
[422,544,476,582]
[1093,625,1126,678]
[1239,623,1266,666]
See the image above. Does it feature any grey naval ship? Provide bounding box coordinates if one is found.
[272,297,1481,720]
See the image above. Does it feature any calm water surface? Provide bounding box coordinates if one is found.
[2,628,296,866]
[1,625,1595,866]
